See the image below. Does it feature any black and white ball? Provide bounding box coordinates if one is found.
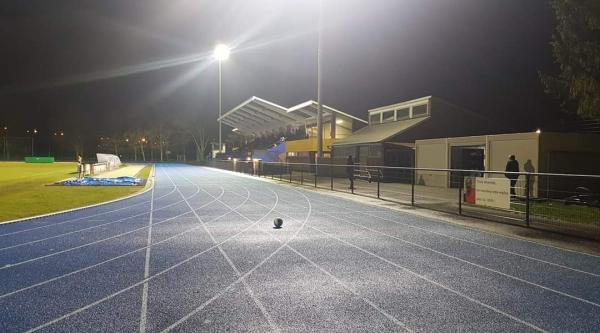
[273,218,283,228]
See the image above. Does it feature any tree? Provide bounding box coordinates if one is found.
[540,0,600,118]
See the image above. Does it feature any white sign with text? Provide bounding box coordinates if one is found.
[475,177,511,210]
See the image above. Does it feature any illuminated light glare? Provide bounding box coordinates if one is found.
[252,158,261,162]
[227,157,232,160]
[213,44,231,61]
[233,158,238,162]
[246,157,251,161]
[336,119,343,124]
[535,129,542,134]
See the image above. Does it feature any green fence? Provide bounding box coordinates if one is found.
[24,156,55,163]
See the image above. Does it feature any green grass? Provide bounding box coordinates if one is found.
[512,200,600,226]
[0,162,151,222]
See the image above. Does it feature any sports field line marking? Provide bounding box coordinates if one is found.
[0,181,176,238]
[218,183,413,332]
[311,210,600,308]
[0,184,247,301]
[219,177,551,332]
[311,198,600,278]
[139,177,155,333]
[0,183,219,271]
[306,223,549,333]
[171,168,280,332]
[159,172,313,333]
[0,182,199,252]
[212,166,600,260]
[24,170,279,332]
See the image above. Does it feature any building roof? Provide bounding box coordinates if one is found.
[218,97,367,136]
[333,116,429,146]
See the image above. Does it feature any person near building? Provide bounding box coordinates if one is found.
[505,154,520,197]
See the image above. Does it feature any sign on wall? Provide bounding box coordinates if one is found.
[463,177,511,210]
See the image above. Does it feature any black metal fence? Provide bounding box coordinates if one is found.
[210,159,600,241]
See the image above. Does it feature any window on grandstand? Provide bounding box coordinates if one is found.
[412,104,428,117]
[382,110,395,123]
[396,108,410,120]
[369,113,380,124]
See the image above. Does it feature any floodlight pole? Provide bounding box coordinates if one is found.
[218,60,223,153]
[316,0,323,159]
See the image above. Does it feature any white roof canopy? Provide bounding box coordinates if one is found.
[218,97,367,136]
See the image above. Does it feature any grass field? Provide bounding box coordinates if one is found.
[0,162,151,222]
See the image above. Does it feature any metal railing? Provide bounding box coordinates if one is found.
[210,160,600,241]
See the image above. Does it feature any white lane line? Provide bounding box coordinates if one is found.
[312,210,600,308]
[307,223,549,333]
[24,173,278,332]
[0,167,191,252]
[0,186,227,300]
[221,180,551,332]
[160,180,312,333]
[0,184,176,238]
[171,169,280,332]
[139,178,155,333]
[212,166,600,260]
[220,183,412,332]
[0,184,210,271]
[278,188,600,278]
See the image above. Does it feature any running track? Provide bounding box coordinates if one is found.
[1,164,599,332]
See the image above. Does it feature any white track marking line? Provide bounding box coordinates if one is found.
[273,184,600,278]
[0,185,233,300]
[172,169,280,332]
[0,167,192,252]
[0,183,213,271]
[313,210,600,308]
[160,169,313,333]
[0,184,176,238]
[25,169,279,332]
[222,180,551,331]
[220,184,412,332]
[215,166,600,260]
[139,179,155,333]
[307,223,549,333]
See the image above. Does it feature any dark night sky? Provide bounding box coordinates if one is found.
[1,0,561,141]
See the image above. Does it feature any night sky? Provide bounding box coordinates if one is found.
[1,0,561,143]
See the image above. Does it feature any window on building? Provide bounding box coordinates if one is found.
[368,145,382,158]
[396,108,410,120]
[369,113,380,124]
[412,104,428,117]
[382,110,394,123]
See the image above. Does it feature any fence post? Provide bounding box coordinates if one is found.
[301,169,304,185]
[289,165,292,183]
[279,163,282,181]
[458,171,463,215]
[377,168,381,198]
[411,168,415,206]
[330,163,334,190]
[525,173,531,227]
[314,164,318,188]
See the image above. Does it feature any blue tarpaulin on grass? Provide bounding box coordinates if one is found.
[62,176,142,186]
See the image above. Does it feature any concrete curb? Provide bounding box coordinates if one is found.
[0,164,155,226]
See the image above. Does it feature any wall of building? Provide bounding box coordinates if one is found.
[415,138,448,187]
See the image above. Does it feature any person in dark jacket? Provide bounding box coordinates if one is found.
[505,154,520,196]
[346,155,355,190]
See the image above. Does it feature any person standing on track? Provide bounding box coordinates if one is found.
[504,154,520,197]
[346,155,355,190]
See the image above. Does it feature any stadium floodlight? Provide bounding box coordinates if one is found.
[214,43,231,154]
[213,44,230,61]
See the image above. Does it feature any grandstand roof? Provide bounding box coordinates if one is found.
[218,96,366,136]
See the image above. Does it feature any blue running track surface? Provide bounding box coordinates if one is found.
[0,164,599,332]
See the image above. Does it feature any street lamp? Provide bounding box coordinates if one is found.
[214,43,230,154]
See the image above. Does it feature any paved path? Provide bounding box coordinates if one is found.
[0,164,599,332]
